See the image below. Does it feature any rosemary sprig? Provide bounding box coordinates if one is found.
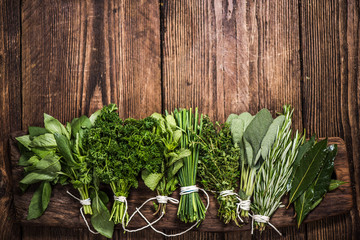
[251,105,304,232]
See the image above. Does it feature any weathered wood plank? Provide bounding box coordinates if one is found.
[162,0,303,131]
[345,0,360,238]
[10,134,352,235]
[21,0,161,127]
[300,0,358,239]
[0,0,21,239]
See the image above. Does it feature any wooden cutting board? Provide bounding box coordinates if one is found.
[9,133,352,232]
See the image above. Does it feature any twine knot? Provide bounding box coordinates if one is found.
[180,185,199,195]
[114,195,127,202]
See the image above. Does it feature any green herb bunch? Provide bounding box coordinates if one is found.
[141,112,191,215]
[288,137,343,227]
[83,104,162,224]
[197,116,241,225]
[252,105,303,232]
[173,108,207,223]
[16,121,64,220]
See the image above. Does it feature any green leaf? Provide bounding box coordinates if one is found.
[44,113,70,139]
[91,193,114,238]
[328,179,346,191]
[289,139,328,204]
[167,149,191,166]
[70,115,92,138]
[66,122,71,136]
[142,170,163,191]
[29,133,57,148]
[243,109,273,166]
[16,135,32,150]
[28,156,41,165]
[229,112,253,145]
[165,115,177,130]
[27,181,52,220]
[35,153,61,172]
[225,113,239,125]
[31,147,55,159]
[287,136,316,191]
[18,152,35,167]
[294,185,314,228]
[20,171,57,185]
[54,133,76,166]
[173,130,182,143]
[169,159,183,178]
[29,127,49,138]
[313,145,337,202]
[260,115,285,160]
[89,109,101,125]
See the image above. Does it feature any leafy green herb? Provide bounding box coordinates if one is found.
[252,105,303,232]
[27,181,51,220]
[141,112,190,215]
[198,116,241,225]
[289,139,328,205]
[227,109,279,220]
[83,104,160,224]
[292,142,341,227]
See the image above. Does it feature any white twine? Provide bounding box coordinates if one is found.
[66,191,99,235]
[114,195,127,202]
[250,214,282,236]
[218,190,251,223]
[129,186,210,237]
[123,195,179,233]
[180,185,199,195]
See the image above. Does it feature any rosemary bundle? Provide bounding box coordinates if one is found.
[173,108,207,223]
[251,105,303,232]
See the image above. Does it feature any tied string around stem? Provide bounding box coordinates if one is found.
[66,191,99,235]
[218,190,251,223]
[118,195,179,232]
[249,214,282,236]
[126,185,209,237]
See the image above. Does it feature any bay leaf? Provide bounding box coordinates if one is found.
[289,139,328,204]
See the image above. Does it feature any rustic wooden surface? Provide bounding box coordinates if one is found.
[1,0,360,239]
[0,0,21,239]
[10,135,353,231]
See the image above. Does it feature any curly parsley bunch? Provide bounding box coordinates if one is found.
[83,104,163,224]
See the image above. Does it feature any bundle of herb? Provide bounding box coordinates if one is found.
[84,104,162,225]
[173,108,207,223]
[287,137,344,227]
[251,105,303,233]
[197,116,241,225]
[16,123,63,220]
[16,112,114,238]
[227,109,285,221]
[141,112,190,215]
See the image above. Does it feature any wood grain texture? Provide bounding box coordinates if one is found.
[0,0,21,239]
[300,0,359,239]
[10,135,352,235]
[344,0,360,238]
[21,0,161,127]
[162,0,303,130]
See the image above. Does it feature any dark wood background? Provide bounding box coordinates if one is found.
[0,0,359,239]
